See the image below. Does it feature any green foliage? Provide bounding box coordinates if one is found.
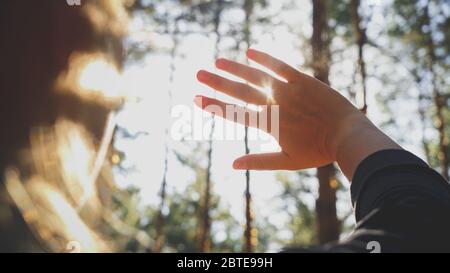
[385,0,450,170]
[328,0,353,41]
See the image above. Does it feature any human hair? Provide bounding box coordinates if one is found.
[0,0,143,253]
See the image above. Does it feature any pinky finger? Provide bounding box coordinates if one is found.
[194,95,260,129]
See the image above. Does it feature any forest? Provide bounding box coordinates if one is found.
[0,0,449,253]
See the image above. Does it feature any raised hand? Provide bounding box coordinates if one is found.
[195,49,401,180]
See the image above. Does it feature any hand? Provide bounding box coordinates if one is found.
[195,49,401,180]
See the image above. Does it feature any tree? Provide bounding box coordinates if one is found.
[275,172,317,246]
[242,0,256,253]
[198,0,226,253]
[387,0,450,180]
[171,144,242,252]
[423,1,449,180]
[350,0,368,113]
[310,0,340,244]
[153,15,181,254]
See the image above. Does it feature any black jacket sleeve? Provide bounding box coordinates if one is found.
[285,149,450,253]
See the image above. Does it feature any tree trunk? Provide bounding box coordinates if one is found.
[243,0,255,253]
[424,3,449,181]
[311,0,340,244]
[153,18,180,253]
[199,0,224,253]
[350,0,368,114]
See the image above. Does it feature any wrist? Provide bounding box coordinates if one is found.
[329,112,369,160]
[331,114,402,181]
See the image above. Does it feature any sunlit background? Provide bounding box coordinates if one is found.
[1,0,448,253]
[111,0,433,251]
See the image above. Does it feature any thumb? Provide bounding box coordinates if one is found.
[233,152,293,170]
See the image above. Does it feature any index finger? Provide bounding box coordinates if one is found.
[246,49,301,82]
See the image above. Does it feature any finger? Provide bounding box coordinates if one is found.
[197,70,269,105]
[215,58,285,91]
[194,95,261,129]
[233,152,296,170]
[246,49,301,83]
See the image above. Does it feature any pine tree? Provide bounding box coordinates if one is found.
[388,0,450,179]
[311,0,340,244]
[350,0,368,113]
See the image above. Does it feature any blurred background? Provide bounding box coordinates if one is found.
[0,0,448,253]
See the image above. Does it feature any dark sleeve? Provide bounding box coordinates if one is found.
[330,149,450,252]
[283,149,450,253]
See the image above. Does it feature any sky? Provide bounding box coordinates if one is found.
[111,0,428,245]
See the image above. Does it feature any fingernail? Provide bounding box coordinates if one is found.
[246,48,256,58]
[215,58,227,69]
[197,70,208,81]
[233,160,245,169]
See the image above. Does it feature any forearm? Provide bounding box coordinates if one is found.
[333,114,403,181]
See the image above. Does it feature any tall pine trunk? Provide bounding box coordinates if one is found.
[242,0,255,253]
[199,0,224,253]
[350,0,368,114]
[154,20,179,253]
[311,0,340,244]
[424,3,449,181]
